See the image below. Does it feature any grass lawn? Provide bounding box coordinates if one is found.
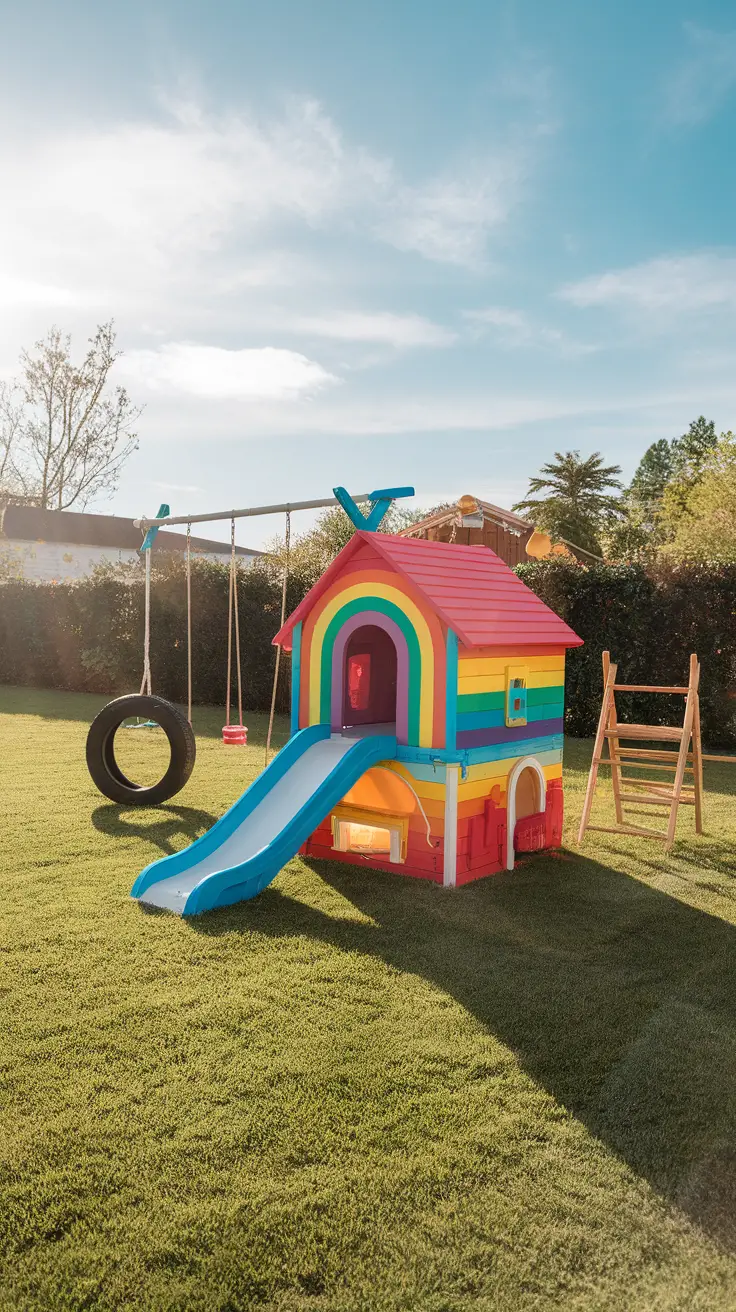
[2,685,736,1311]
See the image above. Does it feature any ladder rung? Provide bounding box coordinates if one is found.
[605,725,684,742]
[595,758,694,774]
[619,792,695,806]
[592,758,693,774]
[616,747,684,760]
[586,823,667,840]
[619,792,675,805]
[618,777,694,793]
[613,684,689,694]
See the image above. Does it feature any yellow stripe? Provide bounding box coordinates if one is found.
[459,762,563,818]
[308,579,436,746]
[461,760,562,787]
[458,655,565,677]
[382,759,563,802]
[458,669,565,695]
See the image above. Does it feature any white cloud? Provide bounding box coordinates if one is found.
[151,480,204,494]
[561,252,736,314]
[120,343,335,399]
[0,277,94,310]
[466,306,529,331]
[291,310,455,347]
[0,90,543,339]
[379,157,525,267]
[0,97,393,328]
[663,23,736,127]
[464,305,594,355]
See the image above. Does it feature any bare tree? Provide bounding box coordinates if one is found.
[0,383,28,501]
[17,321,140,510]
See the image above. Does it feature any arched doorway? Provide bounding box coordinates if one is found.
[505,756,547,870]
[342,624,398,736]
[515,767,540,821]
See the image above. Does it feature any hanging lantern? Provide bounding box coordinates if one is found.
[457,494,484,529]
[525,529,553,559]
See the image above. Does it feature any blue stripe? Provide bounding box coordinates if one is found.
[463,734,564,766]
[456,699,564,733]
[465,746,563,776]
[394,734,563,769]
[445,629,458,752]
[389,759,448,784]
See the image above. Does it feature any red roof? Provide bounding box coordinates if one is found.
[275,531,582,650]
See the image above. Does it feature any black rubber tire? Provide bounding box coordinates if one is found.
[86,694,196,806]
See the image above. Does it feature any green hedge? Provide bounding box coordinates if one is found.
[517,560,736,747]
[0,557,310,715]
[2,555,735,746]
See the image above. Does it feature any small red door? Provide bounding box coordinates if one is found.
[347,653,371,711]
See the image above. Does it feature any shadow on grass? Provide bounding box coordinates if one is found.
[190,850,736,1248]
[92,803,218,855]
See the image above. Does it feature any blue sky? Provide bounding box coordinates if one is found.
[2,0,736,547]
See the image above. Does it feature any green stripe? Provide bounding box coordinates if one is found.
[457,698,565,731]
[320,597,422,745]
[458,684,564,714]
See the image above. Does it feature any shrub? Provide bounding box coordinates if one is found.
[517,560,736,746]
[2,555,735,746]
[0,557,309,714]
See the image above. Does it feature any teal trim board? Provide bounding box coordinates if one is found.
[393,732,563,770]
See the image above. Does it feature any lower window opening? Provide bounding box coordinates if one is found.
[331,810,406,864]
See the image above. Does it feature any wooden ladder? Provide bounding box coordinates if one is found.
[577,651,704,851]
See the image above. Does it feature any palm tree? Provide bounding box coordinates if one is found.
[513,450,623,554]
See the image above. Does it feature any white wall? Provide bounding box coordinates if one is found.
[0,539,252,583]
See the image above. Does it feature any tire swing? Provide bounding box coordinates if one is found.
[86,511,196,806]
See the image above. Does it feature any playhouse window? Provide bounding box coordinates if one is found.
[331,806,407,864]
[505,665,528,727]
[347,652,371,711]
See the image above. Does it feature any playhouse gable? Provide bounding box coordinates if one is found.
[274,532,426,650]
[275,531,582,651]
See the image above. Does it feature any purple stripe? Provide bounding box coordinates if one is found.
[456,717,564,750]
[330,610,410,745]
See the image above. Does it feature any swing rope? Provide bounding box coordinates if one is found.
[225,518,244,728]
[140,545,152,696]
[186,522,193,725]
[265,509,291,766]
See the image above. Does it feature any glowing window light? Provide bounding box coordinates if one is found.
[332,816,403,864]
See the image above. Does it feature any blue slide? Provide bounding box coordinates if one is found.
[131,725,397,916]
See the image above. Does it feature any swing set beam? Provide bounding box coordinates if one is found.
[135,487,414,533]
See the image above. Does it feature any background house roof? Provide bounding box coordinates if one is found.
[399,497,534,538]
[0,505,261,557]
[276,530,582,650]
[399,495,603,563]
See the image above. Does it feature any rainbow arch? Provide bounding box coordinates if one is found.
[303,576,442,748]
